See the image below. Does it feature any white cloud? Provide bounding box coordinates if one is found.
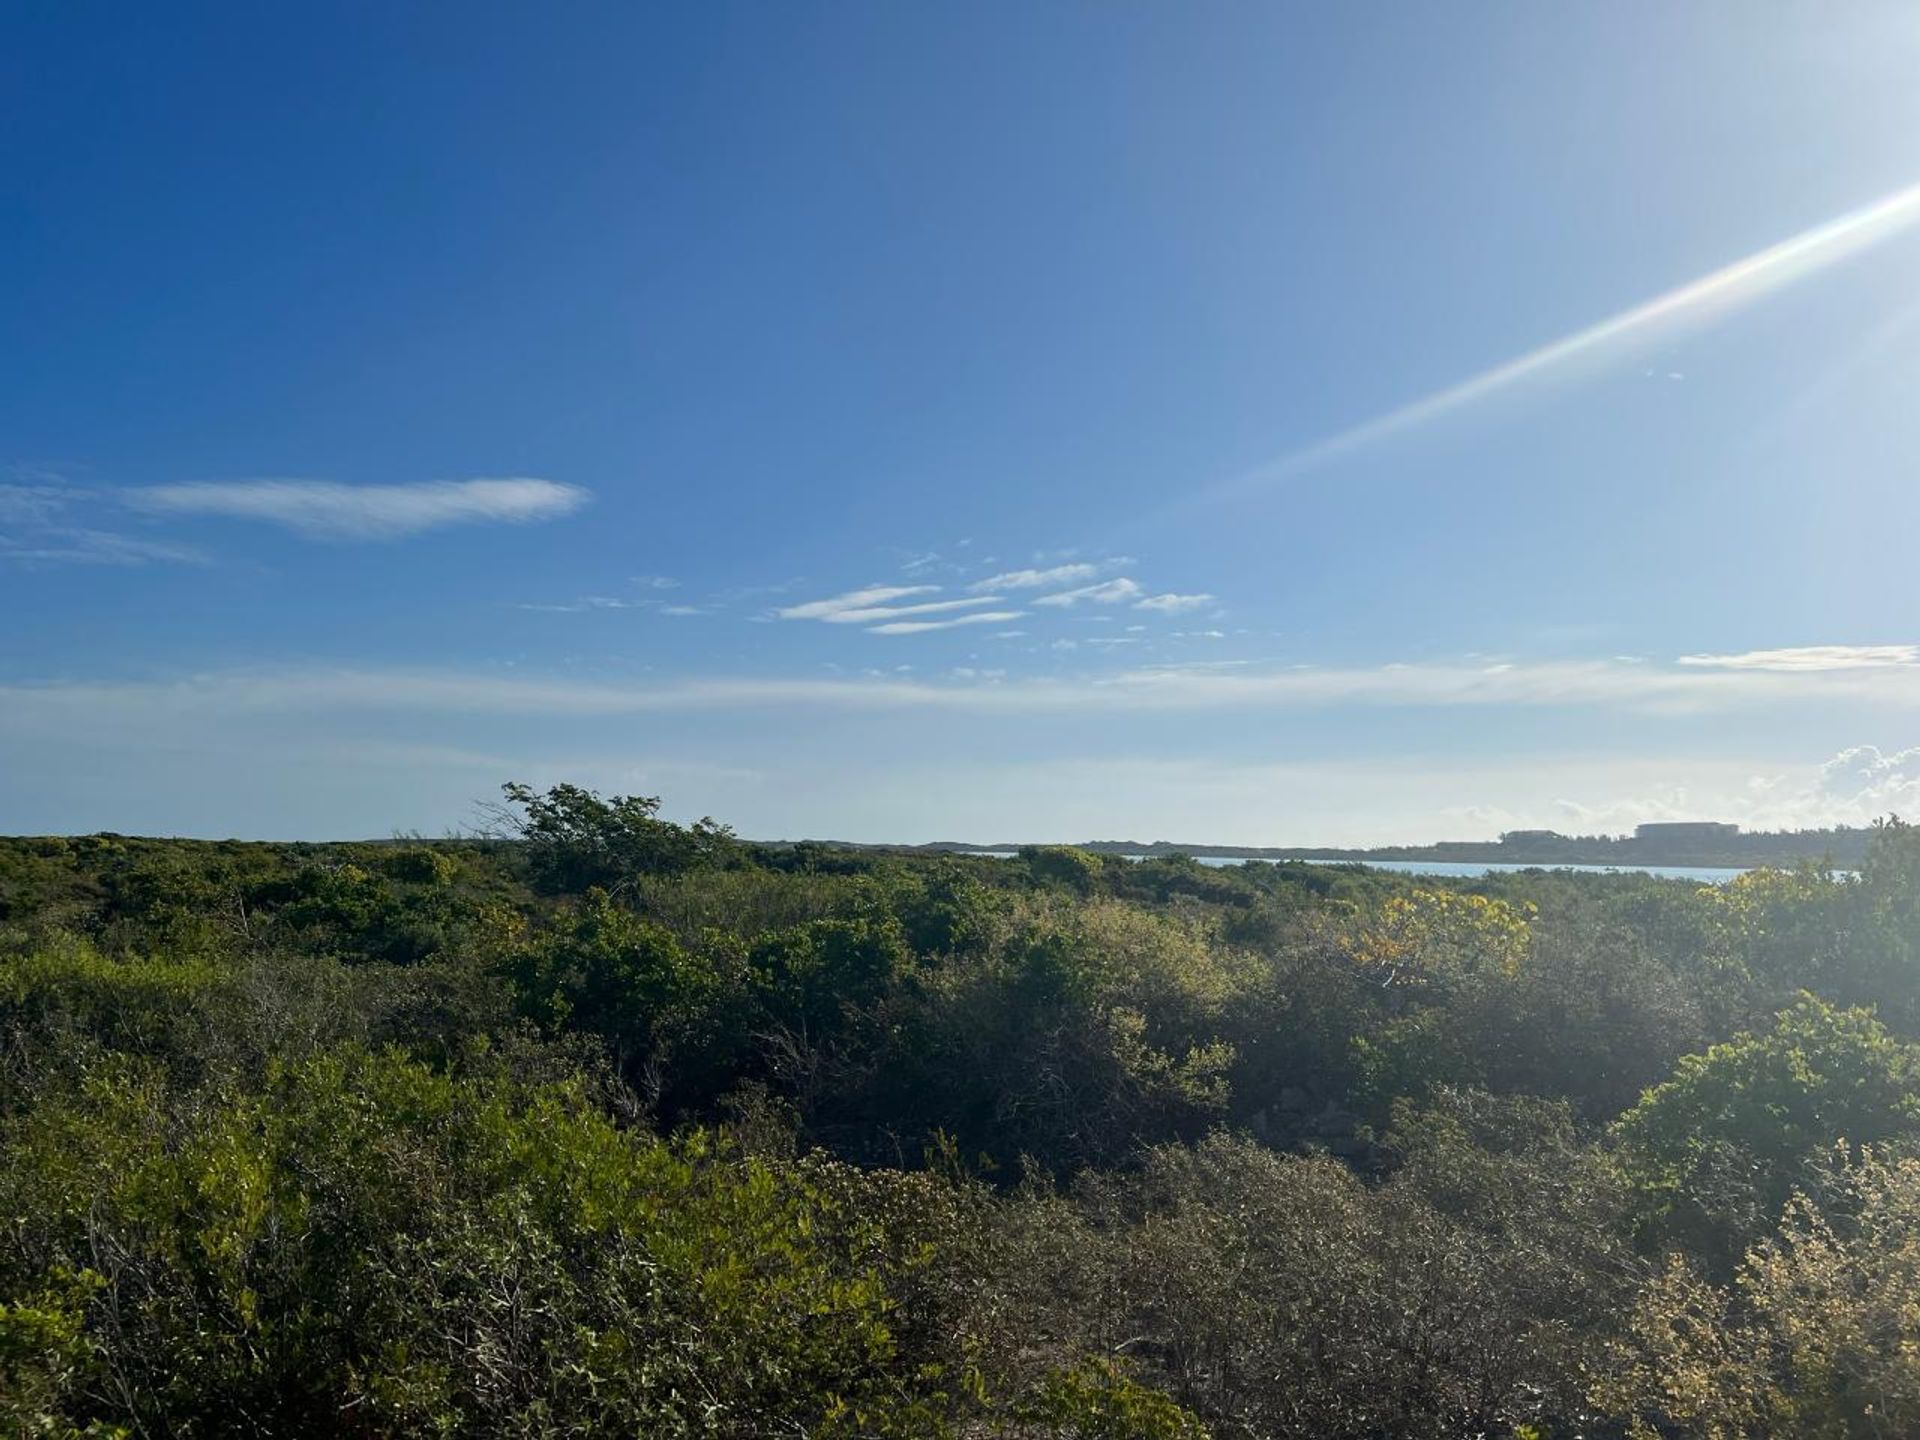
[1677,645,1920,672]
[1135,592,1215,614]
[868,611,1026,636]
[123,478,588,539]
[1817,744,1920,815]
[1544,744,1920,835]
[779,584,1016,626]
[1034,577,1144,607]
[828,597,1003,625]
[778,584,938,620]
[968,563,1097,592]
[632,575,680,590]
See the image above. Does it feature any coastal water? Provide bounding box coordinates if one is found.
[972,852,1750,883]
[1313,858,1748,883]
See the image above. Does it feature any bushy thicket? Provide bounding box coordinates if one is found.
[4,790,1920,1436]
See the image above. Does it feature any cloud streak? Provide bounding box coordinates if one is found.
[777,585,939,620]
[782,565,1215,633]
[0,484,72,525]
[827,597,1005,625]
[515,596,649,614]
[1134,592,1215,614]
[0,528,209,567]
[968,563,1098,592]
[123,478,589,539]
[1035,578,1144,607]
[0,482,210,567]
[867,610,1026,635]
[779,583,1022,632]
[1678,644,1920,672]
[14,651,1920,729]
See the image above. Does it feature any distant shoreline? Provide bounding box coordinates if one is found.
[784,827,1875,872]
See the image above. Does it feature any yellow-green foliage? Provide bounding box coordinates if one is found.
[0,1046,946,1436]
[1019,1358,1212,1438]
[0,1268,118,1440]
[0,932,225,1054]
[1338,888,1534,987]
[1689,864,1852,994]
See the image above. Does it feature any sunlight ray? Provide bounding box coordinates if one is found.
[1201,177,1920,504]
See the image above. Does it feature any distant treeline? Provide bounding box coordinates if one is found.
[844,823,1876,869]
[4,784,1920,1435]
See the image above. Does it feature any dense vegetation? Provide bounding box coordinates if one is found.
[6,785,1920,1435]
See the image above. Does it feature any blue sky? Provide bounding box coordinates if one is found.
[7,2,1920,842]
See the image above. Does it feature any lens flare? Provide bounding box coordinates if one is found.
[1202,177,1920,504]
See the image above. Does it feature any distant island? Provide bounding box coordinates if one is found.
[808,821,1876,871]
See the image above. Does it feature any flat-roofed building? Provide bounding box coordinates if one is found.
[1634,821,1740,841]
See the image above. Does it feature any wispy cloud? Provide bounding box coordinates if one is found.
[1,479,211,567]
[123,478,589,539]
[0,483,72,525]
[0,527,209,568]
[713,578,806,604]
[15,651,1920,728]
[515,596,649,614]
[778,585,938,620]
[518,592,710,617]
[778,583,1013,628]
[831,597,1005,625]
[1134,592,1215,614]
[632,574,680,590]
[782,565,1209,633]
[1200,175,1920,505]
[867,610,1026,636]
[1677,645,1919,672]
[968,563,1098,592]
[1035,577,1144,607]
